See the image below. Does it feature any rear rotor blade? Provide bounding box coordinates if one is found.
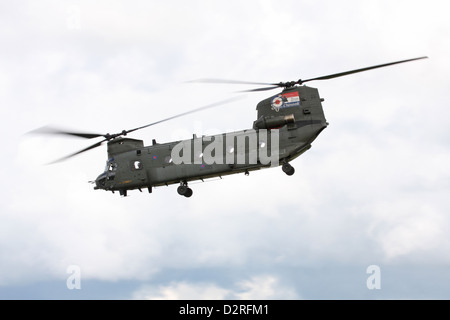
[125,95,246,135]
[300,56,428,84]
[187,78,277,86]
[240,86,282,92]
[188,57,428,92]
[188,79,284,93]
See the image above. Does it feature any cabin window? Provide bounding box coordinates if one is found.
[165,156,173,164]
[133,160,142,170]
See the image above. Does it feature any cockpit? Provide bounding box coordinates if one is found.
[105,159,117,173]
[94,158,117,190]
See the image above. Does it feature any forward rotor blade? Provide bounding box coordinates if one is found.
[301,56,428,84]
[29,126,104,139]
[125,95,245,135]
[48,139,107,164]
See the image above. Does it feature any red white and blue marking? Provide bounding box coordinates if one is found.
[271,92,300,111]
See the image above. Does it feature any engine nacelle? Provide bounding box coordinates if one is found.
[253,114,295,130]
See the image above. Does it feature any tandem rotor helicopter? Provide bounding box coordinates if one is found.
[33,56,427,197]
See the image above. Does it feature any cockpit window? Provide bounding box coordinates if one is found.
[105,161,117,172]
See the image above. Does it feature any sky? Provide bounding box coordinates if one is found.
[1,0,450,300]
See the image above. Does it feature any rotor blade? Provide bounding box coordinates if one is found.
[239,85,282,92]
[48,139,107,164]
[29,126,105,139]
[125,95,246,135]
[188,78,283,93]
[301,56,428,83]
[186,78,278,86]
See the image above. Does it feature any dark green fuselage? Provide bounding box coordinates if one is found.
[94,85,328,195]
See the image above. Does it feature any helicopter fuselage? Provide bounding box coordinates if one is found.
[94,85,328,197]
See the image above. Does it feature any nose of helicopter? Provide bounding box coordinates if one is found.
[94,172,107,190]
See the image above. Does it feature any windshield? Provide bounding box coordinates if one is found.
[104,159,117,172]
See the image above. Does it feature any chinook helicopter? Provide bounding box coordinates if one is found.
[34,56,427,197]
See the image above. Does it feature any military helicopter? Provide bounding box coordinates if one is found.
[34,56,427,197]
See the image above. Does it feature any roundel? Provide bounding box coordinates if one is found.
[271,96,283,111]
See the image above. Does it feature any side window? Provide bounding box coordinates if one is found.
[164,156,173,164]
[133,160,142,170]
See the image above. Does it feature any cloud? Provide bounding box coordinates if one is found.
[233,275,299,300]
[132,274,300,300]
[367,201,448,262]
[133,281,230,300]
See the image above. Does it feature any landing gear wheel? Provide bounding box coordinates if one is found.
[177,185,187,195]
[184,188,193,198]
[177,182,193,197]
[282,163,295,176]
